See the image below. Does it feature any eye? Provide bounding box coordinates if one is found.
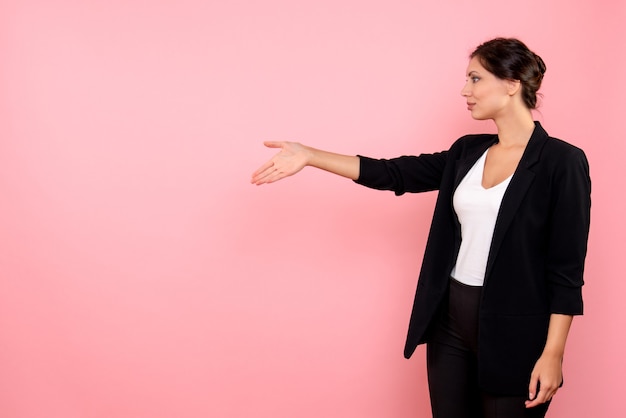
[471,76,480,83]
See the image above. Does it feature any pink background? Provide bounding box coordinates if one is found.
[1,1,624,417]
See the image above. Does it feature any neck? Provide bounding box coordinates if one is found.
[494,110,536,148]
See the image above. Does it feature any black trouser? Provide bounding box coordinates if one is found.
[426,278,550,418]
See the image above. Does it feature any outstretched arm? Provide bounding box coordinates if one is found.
[251,141,360,185]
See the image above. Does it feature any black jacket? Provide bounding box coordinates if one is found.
[355,122,591,395]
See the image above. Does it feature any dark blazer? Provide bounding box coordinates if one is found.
[355,122,591,395]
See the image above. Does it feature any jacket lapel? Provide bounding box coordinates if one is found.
[484,122,550,281]
[453,136,498,191]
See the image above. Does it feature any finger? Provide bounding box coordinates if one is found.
[251,161,275,182]
[262,169,288,184]
[263,141,284,149]
[251,168,276,185]
[525,389,549,408]
[252,164,290,185]
[547,389,557,402]
[525,375,540,408]
[528,375,539,402]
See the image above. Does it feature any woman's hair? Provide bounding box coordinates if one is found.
[471,38,546,109]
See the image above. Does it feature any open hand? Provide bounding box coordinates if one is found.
[251,141,311,185]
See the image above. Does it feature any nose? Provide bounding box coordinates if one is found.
[460,80,471,97]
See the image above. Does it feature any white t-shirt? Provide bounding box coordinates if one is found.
[450,149,513,286]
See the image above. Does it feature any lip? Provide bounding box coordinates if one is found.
[467,103,475,110]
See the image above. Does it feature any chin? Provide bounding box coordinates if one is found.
[470,111,491,121]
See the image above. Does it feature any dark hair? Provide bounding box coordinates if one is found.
[471,38,546,109]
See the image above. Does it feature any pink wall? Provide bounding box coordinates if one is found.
[1,1,624,417]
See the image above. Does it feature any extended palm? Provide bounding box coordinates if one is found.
[251,141,310,185]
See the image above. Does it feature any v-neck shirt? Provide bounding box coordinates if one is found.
[450,149,513,286]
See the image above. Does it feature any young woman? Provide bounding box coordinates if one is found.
[251,38,591,418]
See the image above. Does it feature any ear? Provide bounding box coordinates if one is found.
[506,79,522,96]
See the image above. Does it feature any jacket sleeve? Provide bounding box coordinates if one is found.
[353,151,449,196]
[545,147,591,315]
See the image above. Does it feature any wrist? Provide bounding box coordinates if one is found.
[303,145,314,166]
[541,347,565,359]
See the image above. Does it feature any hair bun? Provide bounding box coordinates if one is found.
[534,53,547,75]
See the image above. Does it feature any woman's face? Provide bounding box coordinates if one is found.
[461,56,514,120]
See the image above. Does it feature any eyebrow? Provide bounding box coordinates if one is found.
[467,70,480,77]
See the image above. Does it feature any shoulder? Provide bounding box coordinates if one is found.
[534,136,591,190]
[543,136,587,158]
[541,136,589,172]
